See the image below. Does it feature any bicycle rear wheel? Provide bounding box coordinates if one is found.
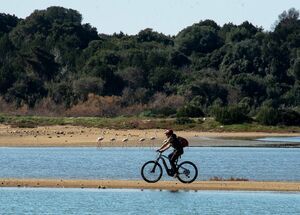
[141,161,163,183]
[176,161,198,183]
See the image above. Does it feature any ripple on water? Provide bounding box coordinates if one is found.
[0,188,299,214]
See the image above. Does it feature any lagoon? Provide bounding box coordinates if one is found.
[0,147,299,181]
[0,188,299,214]
[257,136,300,143]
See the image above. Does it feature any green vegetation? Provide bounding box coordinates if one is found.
[212,105,250,125]
[256,107,280,125]
[256,107,300,126]
[1,114,300,132]
[0,7,300,126]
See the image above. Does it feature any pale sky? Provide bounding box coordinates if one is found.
[1,0,299,35]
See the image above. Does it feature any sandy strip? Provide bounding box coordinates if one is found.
[1,124,300,147]
[0,179,299,192]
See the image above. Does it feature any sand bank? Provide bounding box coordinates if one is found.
[0,179,299,192]
[0,124,300,147]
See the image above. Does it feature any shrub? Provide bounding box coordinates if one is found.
[175,117,194,124]
[141,107,177,117]
[149,93,185,110]
[213,105,249,124]
[139,110,154,117]
[0,116,4,123]
[12,119,37,128]
[65,94,122,117]
[279,109,300,126]
[256,107,279,125]
[176,105,204,118]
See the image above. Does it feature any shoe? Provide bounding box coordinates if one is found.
[168,169,175,176]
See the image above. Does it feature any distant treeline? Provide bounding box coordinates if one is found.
[0,7,300,124]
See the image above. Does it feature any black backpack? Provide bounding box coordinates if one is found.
[177,136,189,147]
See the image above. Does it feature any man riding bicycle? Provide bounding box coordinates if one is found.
[157,129,184,177]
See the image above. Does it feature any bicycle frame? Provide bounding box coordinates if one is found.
[153,152,177,176]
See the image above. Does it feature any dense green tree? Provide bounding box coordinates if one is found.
[0,13,20,36]
[148,67,180,91]
[0,34,15,63]
[0,62,16,94]
[292,58,300,81]
[175,21,223,55]
[73,76,104,100]
[0,7,300,118]
[5,74,47,107]
[22,47,59,81]
[137,28,173,45]
[49,82,76,108]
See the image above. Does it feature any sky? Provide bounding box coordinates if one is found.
[1,0,299,35]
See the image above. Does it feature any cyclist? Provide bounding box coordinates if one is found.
[157,129,184,176]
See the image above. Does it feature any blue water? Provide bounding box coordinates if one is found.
[0,147,299,181]
[0,188,299,214]
[257,136,300,143]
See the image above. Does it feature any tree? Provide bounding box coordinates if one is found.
[49,82,76,108]
[5,74,47,107]
[175,23,223,55]
[292,58,300,81]
[169,51,190,68]
[73,76,104,100]
[137,28,173,45]
[0,13,20,36]
[0,63,16,94]
[148,67,180,91]
[118,67,146,89]
[220,39,263,77]
[9,6,98,72]
[22,47,59,81]
[0,34,15,63]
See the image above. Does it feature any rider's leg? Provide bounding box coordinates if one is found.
[168,151,176,174]
[169,150,182,174]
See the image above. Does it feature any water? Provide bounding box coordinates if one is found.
[257,136,300,143]
[0,188,299,214]
[0,147,299,181]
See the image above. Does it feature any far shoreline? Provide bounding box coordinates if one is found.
[0,124,300,147]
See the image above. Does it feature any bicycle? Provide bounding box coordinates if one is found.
[141,151,198,183]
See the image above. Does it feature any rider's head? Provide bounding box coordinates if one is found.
[164,129,173,137]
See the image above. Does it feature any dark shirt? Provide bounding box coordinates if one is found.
[166,134,183,151]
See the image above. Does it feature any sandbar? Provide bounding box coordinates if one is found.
[0,179,299,192]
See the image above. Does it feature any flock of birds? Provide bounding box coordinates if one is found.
[96,131,157,148]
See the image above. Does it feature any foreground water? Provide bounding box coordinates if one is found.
[0,147,299,181]
[0,188,299,214]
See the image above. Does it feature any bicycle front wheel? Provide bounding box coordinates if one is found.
[141,161,163,183]
[177,161,198,183]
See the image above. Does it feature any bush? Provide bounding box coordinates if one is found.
[0,116,4,123]
[175,117,194,124]
[176,105,204,118]
[141,107,177,117]
[12,119,37,128]
[213,105,249,124]
[279,109,300,126]
[256,107,279,125]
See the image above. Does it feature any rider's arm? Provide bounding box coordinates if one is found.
[158,142,171,152]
